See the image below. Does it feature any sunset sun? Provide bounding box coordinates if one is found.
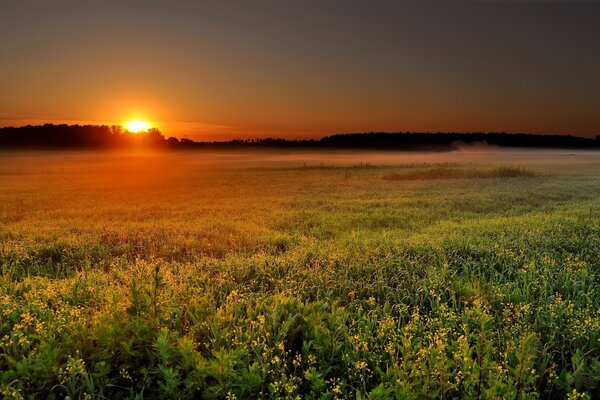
[126,120,150,133]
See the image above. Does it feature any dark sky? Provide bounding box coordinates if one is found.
[1,0,599,140]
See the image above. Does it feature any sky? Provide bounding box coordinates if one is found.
[1,0,599,141]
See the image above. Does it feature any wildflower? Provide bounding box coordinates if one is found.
[119,367,132,381]
[354,361,368,370]
[293,354,302,367]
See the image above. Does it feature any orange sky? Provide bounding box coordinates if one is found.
[1,1,599,141]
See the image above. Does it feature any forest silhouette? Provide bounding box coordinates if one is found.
[0,124,598,150]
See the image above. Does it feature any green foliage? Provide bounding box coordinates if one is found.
[0,153,599,398]
[384,165,536,180]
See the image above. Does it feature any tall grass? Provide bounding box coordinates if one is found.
[384,165,536,180]
[0,153,598,399]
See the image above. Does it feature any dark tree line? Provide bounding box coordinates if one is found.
[318,132,599,150]
[0,124,598,150]
[0,124,167,149]
[162,131,600,150]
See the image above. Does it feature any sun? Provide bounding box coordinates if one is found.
[125,120,150,133]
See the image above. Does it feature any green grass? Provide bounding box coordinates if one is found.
[383,165,536,180]
[0,150,599,399]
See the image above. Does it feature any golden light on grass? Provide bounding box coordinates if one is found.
[125,120,151,133]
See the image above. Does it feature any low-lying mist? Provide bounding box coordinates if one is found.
[0,148,598,187]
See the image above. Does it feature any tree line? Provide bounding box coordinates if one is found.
[0,124,598,150]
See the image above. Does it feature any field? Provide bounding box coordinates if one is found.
[1,150,599,399]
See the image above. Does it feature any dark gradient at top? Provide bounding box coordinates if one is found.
[1,0,599,139]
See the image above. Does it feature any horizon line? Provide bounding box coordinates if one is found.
[1,123,598,142]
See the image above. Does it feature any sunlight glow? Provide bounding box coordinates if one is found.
[126,120,150,133]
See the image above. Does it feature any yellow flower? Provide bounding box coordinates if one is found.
[354,361,368,370]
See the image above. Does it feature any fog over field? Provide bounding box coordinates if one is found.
[2,147,598,173]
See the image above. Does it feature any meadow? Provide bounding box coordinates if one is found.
[0,149,599,399]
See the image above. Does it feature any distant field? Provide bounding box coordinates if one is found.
[1,150,599,399]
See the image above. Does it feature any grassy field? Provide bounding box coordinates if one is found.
[1,150,599,399]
